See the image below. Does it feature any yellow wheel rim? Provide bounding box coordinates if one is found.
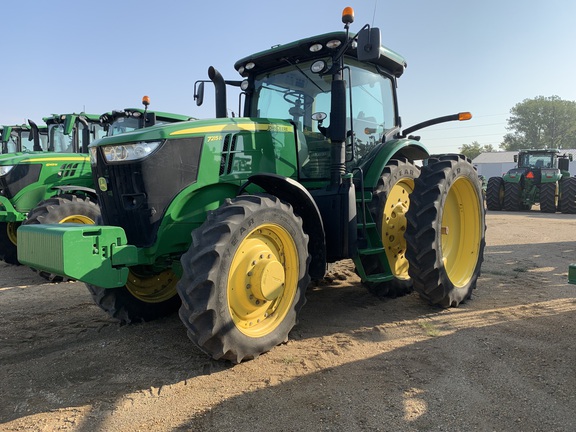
[441,177,482,288]
[59,215,95,224]
[126,269,179,303]
[382,178,414,280]
[228,223,299,338]
[7,222,19,246]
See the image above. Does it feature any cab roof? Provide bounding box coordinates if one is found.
[234,31,407,78]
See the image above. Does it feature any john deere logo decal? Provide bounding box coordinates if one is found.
[98,177,108,191]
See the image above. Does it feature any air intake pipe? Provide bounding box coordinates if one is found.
[209,66,227,118]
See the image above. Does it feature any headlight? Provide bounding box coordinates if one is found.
[0,165,15,176]
[89,147,98,166]
[102,141,162,163]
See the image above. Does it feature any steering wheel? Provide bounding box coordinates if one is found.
[283,90,313,108]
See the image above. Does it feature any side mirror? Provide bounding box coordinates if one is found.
[356,27,381,62]
[194,81,205,107]
[514,155,518,163]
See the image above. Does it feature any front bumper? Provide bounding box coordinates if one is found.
[17,224,138,288]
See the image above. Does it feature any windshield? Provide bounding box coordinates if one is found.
[5,132,20,153]
[49,124,74,153]
[251,59,397,178]
[21,131,36,152]
[519,152,555,168]
[107,117,142,136]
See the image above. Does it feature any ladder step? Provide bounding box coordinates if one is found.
[363,273,394,283]
[359,222,377,229]
[356,192,373,202]
[358,247,385,256]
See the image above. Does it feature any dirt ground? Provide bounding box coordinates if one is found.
[1,210,576,432]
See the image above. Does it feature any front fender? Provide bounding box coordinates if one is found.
[244,173,326,279]
[357,138,429,189]
[53,185,98,199]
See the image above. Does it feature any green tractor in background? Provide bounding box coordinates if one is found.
[0,112,102,265]
[486,149,576,213]
[1,99,190,267]
[19,8,486,363]
[1,123,48,154]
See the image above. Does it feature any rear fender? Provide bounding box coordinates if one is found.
[358,139,428,189]
[540,169,562,183]
[243,173,326,279]
[503,174,523,184]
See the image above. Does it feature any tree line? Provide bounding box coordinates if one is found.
[459,95,576,159]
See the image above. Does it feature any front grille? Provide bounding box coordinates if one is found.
[59,163,80,178]
[94,137,203,248]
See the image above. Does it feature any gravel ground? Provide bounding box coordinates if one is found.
[1,210,575,431]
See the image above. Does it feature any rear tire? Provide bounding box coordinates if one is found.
[0,222,20,265]
[560,177,576,214]
[486,177,504,210]
[503,182,523,211]
[405,154,485,307]
[23,194,101,282]
[361,158,419,298]
[177,195,310,363]
[87,267,181,324]
[539,182,558,213]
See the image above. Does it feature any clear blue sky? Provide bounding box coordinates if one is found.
[2,0,575,153]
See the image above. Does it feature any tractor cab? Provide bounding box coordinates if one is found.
[42,113,105,154]
[516,150,556,169]
[1,124,48,154]
[100,96,191,137]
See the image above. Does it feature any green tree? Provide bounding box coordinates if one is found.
[500,96,576,151]
[459,141,495,160]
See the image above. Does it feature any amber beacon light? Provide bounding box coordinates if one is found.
[342,7,354,24]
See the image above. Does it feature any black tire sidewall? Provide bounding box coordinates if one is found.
[25,194,100,225]
[178,194,310,362]
[436,159,485,303]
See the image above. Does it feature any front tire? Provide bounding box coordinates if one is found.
[87,267,181,324]
[405,154,485,307]
[177,195,310,363]
[0,222,21,265]
[362,158,419,298]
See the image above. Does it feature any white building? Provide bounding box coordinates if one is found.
[472,149,576,179]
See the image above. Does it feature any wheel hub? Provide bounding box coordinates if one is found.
[250,257,285,301]
[126,268,179,303]
[386,201,407,255]
[7,222,19,246]
[382,180,412,278]
[59,214,95,224]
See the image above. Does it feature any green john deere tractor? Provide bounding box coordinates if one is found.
[486,149,576,213]
[1,100,190,267]
[1,123,48,154]
[19,8,486,363]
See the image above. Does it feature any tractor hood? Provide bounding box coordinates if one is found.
[0,152,89,167]
[88,117,295,148]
